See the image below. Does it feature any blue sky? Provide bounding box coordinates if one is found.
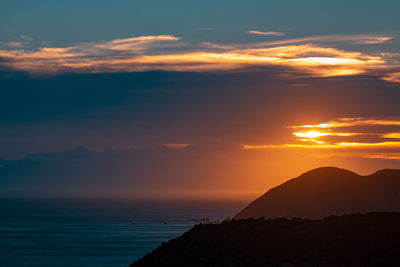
[1,0,399,46]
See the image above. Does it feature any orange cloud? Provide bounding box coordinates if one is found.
[3,35,33,49]
[243,141,400,150]
[92,35,180,52]
[0,34,398,82]
[251,34,393,47]
[363,154,400,160]
[383,133,400,139]
[292,118,400,129]
[382,72,400,83]
[244,118,400,160]
[247,30,285,36]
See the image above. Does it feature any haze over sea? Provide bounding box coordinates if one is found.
[0,198,243,267]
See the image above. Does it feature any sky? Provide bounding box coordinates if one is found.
[1,0,400,200]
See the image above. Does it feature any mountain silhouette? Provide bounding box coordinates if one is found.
[131,212,400,267]
[235,167,400,219]
[131,167,400,266]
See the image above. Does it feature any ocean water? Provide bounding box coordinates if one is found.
[0,198,243,267]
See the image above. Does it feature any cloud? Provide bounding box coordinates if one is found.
[383,133,400,139]
[2,35,34,49]
[199,42,237,50]
[251,34,393,47]
[0,34,399,83]
[244,117,400,160]
[6,41,26,48]
[247,30,285,36]
[20,35,33,41]
[291,118,400,128]
[382,72,400,83]
[84,35,181,54]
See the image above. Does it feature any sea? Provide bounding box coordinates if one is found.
[0,198,244,267]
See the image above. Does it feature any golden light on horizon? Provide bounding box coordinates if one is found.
[243,141,400,150]
[244,117,400,160]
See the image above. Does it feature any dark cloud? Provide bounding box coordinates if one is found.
[1,70,400,158]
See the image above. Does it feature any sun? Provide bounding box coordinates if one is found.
[293,131,330,138]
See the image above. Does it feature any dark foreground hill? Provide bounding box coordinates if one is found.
[235,167,400,219]
[131,212,400,267]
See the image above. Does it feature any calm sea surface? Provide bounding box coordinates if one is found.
[0,198,244,267]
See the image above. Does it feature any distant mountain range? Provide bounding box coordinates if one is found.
[235,167,400,219]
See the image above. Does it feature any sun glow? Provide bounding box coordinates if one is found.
[293,130,359,144]
[244,117,400,160]
[293,131,330,138]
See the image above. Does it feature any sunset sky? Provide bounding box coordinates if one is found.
[1,0,400,200]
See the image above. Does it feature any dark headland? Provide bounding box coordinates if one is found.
[235,167,400,219]
[131,167,400,267]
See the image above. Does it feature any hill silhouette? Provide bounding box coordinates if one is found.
[131,167,400,266]
[131,212,400,267]
[235,167,400,219]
